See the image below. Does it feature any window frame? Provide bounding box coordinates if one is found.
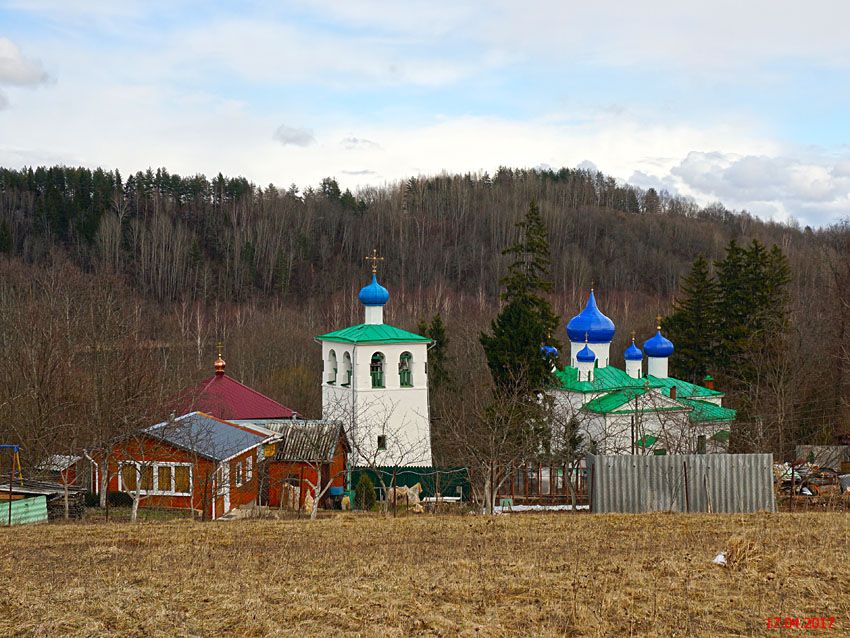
[370,352,385,388]
[118,461,193,496]
[398,351,413,387]
[377,434,387,451]
[327,349,338,385]
[235,461,244,487]
[341,352,353,387]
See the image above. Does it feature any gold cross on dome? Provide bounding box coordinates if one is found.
[656,315,662,330]
[365,248,384,274]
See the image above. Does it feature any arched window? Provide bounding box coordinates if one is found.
[341,352,352,387]
[399,352,413,387]
[327,349,337,385]
[370,352,385,388]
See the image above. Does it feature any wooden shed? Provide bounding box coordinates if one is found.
[253,420,348,510]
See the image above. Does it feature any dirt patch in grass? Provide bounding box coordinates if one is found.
[0,513,848,637]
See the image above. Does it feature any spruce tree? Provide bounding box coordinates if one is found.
[714,239,749,369]
[664,256,719,383]
[480,199,560,394]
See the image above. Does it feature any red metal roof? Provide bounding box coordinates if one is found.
[174,373,297,421]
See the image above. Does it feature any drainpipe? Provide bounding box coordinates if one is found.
[83,451,99,494]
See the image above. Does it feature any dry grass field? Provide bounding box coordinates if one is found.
[0,512,848,637]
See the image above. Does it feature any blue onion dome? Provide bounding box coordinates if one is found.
[358,274,389,306]
[624,338,643,361]
[540,344,559,358]
[643,328,674,358]
[576,343,597,363]
[567,290,616,343]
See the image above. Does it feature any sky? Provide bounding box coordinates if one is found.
[1,1,849,227]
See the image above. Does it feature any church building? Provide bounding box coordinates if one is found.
[316,252,433,468]
[549,290,735,455]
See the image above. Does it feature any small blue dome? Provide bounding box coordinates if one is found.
[643,329,674,358]
[576,343,597,363]
[567,291,616,343]
[358,274,389,306]
[624,340,643,361]
[540,344,559,358]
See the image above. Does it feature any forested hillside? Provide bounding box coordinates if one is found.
[1,165,848,459]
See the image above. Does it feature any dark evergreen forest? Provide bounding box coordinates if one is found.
[1,164,848,459]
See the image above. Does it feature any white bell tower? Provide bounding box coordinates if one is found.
[318,250,433,467]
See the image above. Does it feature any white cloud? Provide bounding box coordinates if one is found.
[0,38,49,86]
[341,137,381,150]
[669,151,850,223]
[0,92,7,110]
[272,125,316,147]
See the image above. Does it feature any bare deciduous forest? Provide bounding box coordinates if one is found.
[1,165,848,464]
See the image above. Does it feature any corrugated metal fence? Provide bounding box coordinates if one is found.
[587,453,775,513]
[0,496,48,526]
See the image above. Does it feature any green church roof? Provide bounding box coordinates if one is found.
[553,365,723,399]
[316,323,431,345]
[583,389,646,414]
[679,398,736,423]
[583,388,689,415]
[648,376,723,399]
[553,365,644,393]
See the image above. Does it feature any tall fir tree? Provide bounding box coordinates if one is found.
[714,239,750,370]
[664,255,719,383]
[480,199,560,394]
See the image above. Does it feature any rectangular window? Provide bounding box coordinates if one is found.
[377,435,387,451]
[120,462,192,496]
[235,462,244,487]
[121,464,137,491]
[174,466,191,494]
[246,455,253,481]
[157,466,173,492]
[140,465,154,491]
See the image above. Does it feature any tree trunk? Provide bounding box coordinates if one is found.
[99,458,109,508]
[483,469,494,515]
[130,493,140,523]
[63,479,70,520]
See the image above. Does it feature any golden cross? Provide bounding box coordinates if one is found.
[631,330,636,342]
[216,340,224,357]
[365,248,384,274]
[656,315,662,330]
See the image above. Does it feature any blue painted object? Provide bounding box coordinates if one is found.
[567,291,615,343]
[576,343,597,363]
[624,341,643,361]
[643,329,674,357]
[540,344,559,358]
[358,274,390,306]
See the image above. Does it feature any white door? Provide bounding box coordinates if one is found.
[219,464,230,515]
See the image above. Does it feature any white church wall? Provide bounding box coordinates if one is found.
[570,341,611,368]
[321,340,431,467]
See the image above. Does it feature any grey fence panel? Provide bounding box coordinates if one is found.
[588,453,775,513]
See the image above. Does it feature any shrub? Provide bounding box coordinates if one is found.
[355,474,376,511]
